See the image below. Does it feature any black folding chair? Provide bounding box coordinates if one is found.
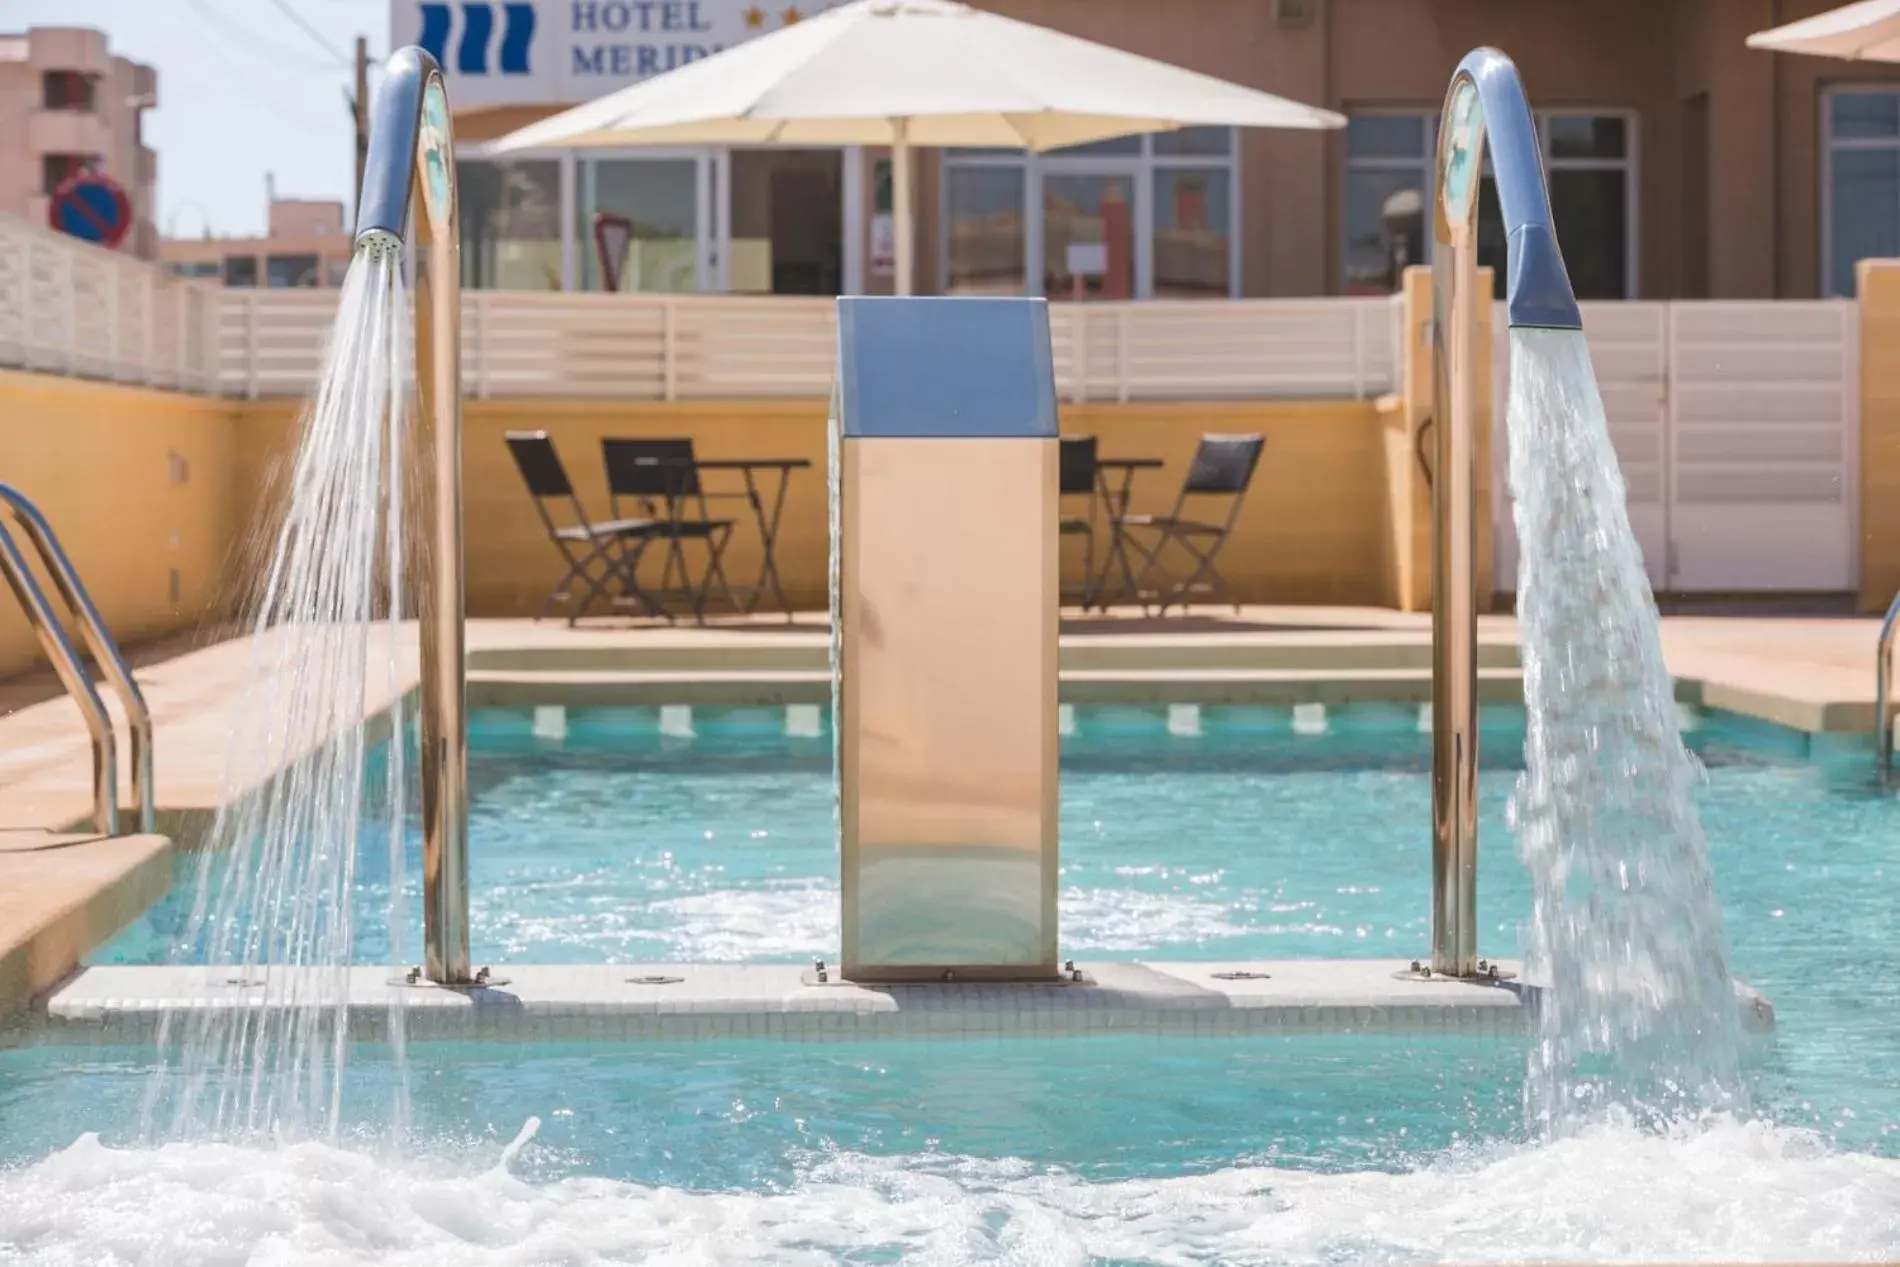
[505,431,663,624]
[1059,436,1102,610]
[601,438,741,623]
[1118,433,1265,615]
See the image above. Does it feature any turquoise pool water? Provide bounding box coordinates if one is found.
[5,705,1900,1263]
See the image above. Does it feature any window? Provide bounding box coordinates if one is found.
[166,261,220,279]
[40,153,95,195]
[940,128,1240,299]
[266,254,320,288]
[1824,89,1900,297]
[223,256,258,288]
[576,157,700,292]
[1343,110,1636,299]
[42,70,97,111]
[458,159,563,289]
[943,164,1026,294]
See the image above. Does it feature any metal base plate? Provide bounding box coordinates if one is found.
[803,961,1093,988]
[1393,959,1516,985]
[387,968,513,990]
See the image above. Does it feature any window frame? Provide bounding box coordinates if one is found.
[1340,106,1640,300]
[1820,84,1900,298]
[938,130,1243,299]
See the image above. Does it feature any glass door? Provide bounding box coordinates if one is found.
[1039,171,1138,301]
[577,152,717,292]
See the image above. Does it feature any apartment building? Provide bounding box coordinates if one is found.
[0,26,157,259]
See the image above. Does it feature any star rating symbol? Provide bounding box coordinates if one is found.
[780,5,803,24]
[744,5,766,27]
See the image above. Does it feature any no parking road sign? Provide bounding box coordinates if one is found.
[47,172,133,250]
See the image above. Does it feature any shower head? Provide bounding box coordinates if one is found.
[1435,46,1582,331]
[355,45,456,248]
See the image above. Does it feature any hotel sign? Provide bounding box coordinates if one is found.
[390,0,837,108]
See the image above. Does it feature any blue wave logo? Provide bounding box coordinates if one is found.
[418,2,536,75]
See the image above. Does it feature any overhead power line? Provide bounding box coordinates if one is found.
[266,0,355,70]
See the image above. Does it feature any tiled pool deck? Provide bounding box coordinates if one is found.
[0,607,1884,1019]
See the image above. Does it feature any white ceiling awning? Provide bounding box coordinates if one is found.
[483,0,1343,293]
[1747,0,1900,62]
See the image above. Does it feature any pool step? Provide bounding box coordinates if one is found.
[0,831,172,1018]
[468,636,1522,675]
[468,667,1528,709]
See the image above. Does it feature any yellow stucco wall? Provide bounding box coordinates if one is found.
[234,396,1387,614]
[1861,260,1900,613]
[0,371,240,679]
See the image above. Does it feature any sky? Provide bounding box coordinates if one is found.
[10,0,391,237]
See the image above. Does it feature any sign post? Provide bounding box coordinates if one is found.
[47,173,133,250]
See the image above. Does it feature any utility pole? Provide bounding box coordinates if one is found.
[352,36,370,223]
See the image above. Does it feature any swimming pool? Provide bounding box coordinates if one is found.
[5,704,1900,1263]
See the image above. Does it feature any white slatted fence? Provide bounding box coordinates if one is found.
[1493,299,1856,594]
[215,288,1402,403]
[0,214,219,393]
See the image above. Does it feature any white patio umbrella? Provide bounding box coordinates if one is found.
[487,0,1342,294]
[1747,0,1900,61]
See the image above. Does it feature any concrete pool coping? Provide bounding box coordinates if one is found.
[0,607,1884,1019]
[34,959,1778,1043]
[38,959,1539,1042]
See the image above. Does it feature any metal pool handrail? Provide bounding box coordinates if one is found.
[0,485,154,834]
[1427,46,1582,980]
[0,507,124,836]
[355,45,472,986]
[1878,590,1900,784]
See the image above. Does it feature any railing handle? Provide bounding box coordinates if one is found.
[0,521,117,835]
[0,485,154,833]
[1878,589,1900,785]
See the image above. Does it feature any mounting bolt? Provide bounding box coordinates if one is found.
[942,969,955,983]
[405,966,421,985]
[813,957,828,984]
[475,966,491,985]
[1410,960,1423,974]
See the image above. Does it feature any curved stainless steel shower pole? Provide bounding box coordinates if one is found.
[356,46,471,986]
[1429,47,1581,978]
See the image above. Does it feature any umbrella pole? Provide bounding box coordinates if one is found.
[892,119,913,295]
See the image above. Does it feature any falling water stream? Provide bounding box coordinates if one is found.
[1504,327,1747,1132]
[142,242,414,1143]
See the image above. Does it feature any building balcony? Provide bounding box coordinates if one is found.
[27,108,109,161]
[25,28,111,75]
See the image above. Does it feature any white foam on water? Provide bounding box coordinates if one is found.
[1058,888,1253,951]
[1505,328,1745,1133]
[469,882,1265,961]
[3,1118,1896,1265]
[644,883,839,960]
